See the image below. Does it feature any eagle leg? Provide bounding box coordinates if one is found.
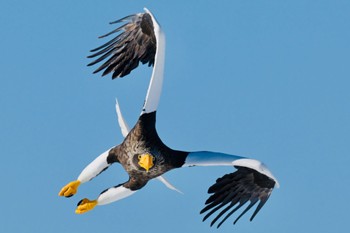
[58,180,81,197]
[75,198,98,214]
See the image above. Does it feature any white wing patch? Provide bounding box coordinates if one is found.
[232,159,280,188]
[183,151,244,167]
[141,8,166,115]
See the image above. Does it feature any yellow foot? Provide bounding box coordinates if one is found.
[58,180,81,197]
[75,198,97,214]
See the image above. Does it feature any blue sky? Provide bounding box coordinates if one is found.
[1,0,349,232]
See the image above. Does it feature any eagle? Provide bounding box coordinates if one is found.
[59,8,279,228]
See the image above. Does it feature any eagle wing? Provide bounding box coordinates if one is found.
[88,12,156,78]
[182,152,278,227]
[200,166,276,228]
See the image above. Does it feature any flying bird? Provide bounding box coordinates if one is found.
[58,8,279,228]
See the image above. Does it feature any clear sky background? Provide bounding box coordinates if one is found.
[1,0,349,232]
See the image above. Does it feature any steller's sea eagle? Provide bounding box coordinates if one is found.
[59,8,279,228]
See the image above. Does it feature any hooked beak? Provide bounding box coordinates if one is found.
[138,154,154,172]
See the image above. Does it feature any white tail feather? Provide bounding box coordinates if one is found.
[115,98,130,137]
[156,176,183,194]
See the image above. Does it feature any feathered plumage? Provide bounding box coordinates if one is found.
[59,8,279,228]
[201,166,276,227]
[87,13,156,78]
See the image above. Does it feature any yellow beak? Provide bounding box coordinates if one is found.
[138,154,154,172]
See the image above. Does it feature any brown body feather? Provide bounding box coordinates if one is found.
[107,112,188,190]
